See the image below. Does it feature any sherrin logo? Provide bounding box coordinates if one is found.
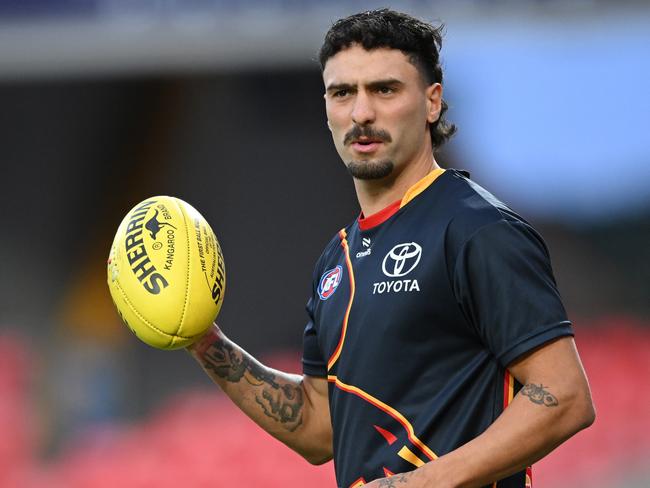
[318,265,343,300]
[123,199,169,295]
[374,242,422,295]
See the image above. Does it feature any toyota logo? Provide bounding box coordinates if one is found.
[382,242,422,277]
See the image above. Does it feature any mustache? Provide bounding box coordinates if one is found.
[343,125,392,145]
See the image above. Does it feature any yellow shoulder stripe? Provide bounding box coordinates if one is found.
[400,168,445,209]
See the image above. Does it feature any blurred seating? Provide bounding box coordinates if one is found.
[1,319,649,487]
[0,335,37,488]
[536,317,650,487]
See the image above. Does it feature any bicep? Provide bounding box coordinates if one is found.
[300,374,333,463]
[508,336,592,408]
[303,374,330,418]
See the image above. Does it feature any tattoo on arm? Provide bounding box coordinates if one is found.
[201,339,278,386]
[520,383,559,407]
[199,337,303,431]
[376,471,414,487]
[255,384,303,431]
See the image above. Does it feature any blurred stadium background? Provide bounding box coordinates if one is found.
[1,0,649,486]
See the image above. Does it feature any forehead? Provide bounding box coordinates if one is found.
[322,44,421,87]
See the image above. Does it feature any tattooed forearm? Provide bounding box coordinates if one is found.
[255,384,304,431]
[520,383,559,407]
[202,338,280,388]
[376,471,414,487]
[198,334,303,430]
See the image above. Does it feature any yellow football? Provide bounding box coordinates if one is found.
[107,196,225,349]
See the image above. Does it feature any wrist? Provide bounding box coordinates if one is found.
[186,323,222,355]
[413,455,461,488]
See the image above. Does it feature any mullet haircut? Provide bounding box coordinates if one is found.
[319,8,457,150]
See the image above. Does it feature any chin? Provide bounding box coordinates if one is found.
[346,159,394,180]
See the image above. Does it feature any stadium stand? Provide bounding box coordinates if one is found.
[0,319,648,487]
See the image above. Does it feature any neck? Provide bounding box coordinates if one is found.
[354,151,439,217]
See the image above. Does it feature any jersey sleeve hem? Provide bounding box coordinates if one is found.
[498,320,574,366]
[302,359,328,377]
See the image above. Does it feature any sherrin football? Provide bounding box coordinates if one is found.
[107,196,225,349]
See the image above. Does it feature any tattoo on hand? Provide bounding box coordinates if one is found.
[376,471,414,487]
[200,337,303,430]
[521,383,559,407]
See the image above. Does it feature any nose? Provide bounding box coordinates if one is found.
[351,91,375,126]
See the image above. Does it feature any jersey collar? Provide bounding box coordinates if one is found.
[358,168,446,231]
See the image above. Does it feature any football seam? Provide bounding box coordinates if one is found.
[175,197,192,342]
[112,279,201,340]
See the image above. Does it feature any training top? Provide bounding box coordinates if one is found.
[302,169,573,488]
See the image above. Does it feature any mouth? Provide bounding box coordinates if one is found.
[350,137,384,154]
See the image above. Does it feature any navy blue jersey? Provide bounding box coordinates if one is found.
[302,169,573,488]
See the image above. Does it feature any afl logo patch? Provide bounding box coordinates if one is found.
[318,265,343,300]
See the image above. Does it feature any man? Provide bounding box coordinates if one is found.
[187,9,595,488]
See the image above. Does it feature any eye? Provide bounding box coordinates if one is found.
[376,86,394,95]
[332,89,349,98]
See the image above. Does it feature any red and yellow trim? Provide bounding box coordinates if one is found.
[526,466,533,487]
[327,229,356,371]
[503,370,515,408]
[358,200,401,231]
[357,168,446,231]
[349,477,366,487]
[400,167,445,208]
[501,371,532,487]
[328,375,438,461]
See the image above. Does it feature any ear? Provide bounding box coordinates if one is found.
[425,83,443,124]
[327,120,332,131]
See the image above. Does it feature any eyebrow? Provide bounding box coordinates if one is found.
[325,78,404,93]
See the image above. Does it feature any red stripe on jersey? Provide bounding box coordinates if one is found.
[373,424,398,445]
[503,370,514,408]
[358,200,401,231]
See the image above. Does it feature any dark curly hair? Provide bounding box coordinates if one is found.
[319,8,457,150]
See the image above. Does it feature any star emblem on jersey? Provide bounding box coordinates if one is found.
[382,242,422,277]
[318,265,343,300]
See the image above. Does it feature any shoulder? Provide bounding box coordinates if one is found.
[310,220,355,280]
[428,171,550,275]
[438,170,541,247]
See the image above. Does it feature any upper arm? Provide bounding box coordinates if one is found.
[304,374,329,398]
[508,337,586,385]
[300,374,333,464]
[303,374,331,427]
[508,336,595,425]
